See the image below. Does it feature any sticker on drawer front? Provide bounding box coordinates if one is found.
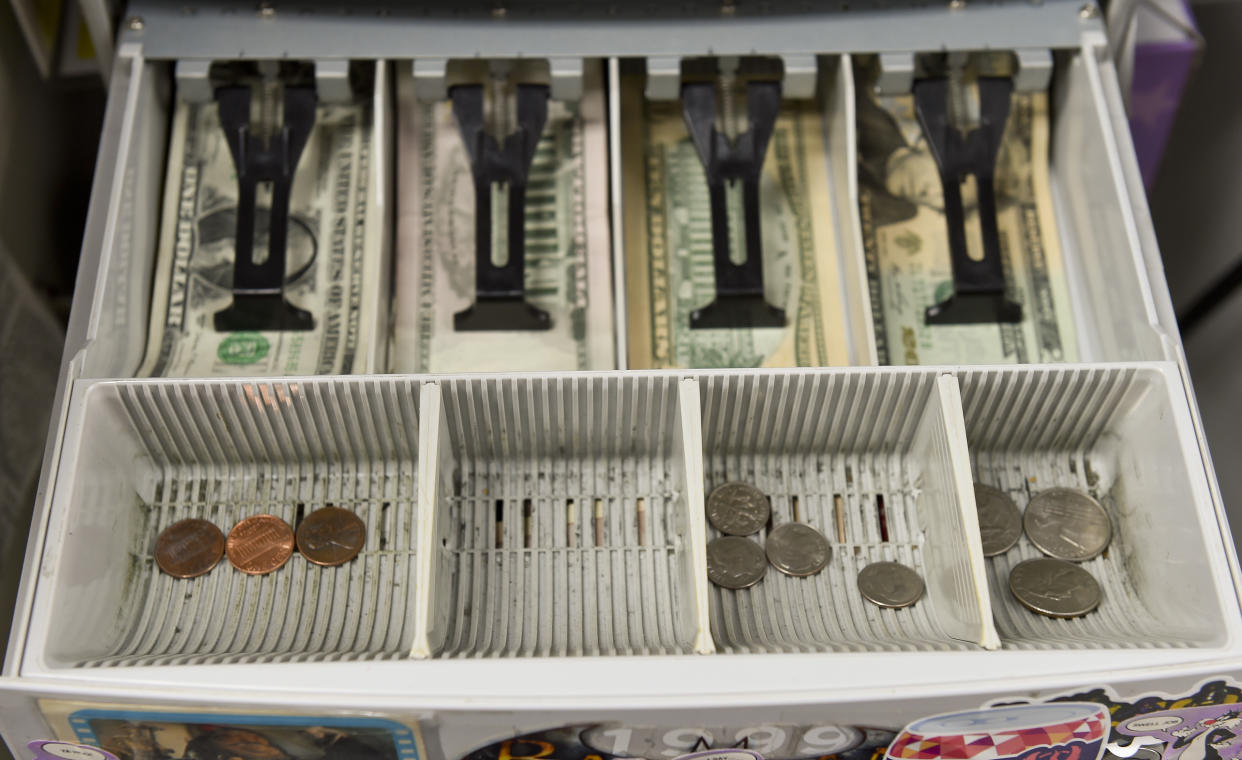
[36,702,423,760]
[980,676,1242,760]
[672,750,764,760]
[27,742,119,760]
[1118,705,1242,760]
[459,723,895,760]
[888,703,1110,760]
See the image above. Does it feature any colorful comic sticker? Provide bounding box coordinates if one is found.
[459,723,895,760]
[28,741,120,760]
[1119,705,1242,760]
[36,703,422,760]
[887,703,1110,760]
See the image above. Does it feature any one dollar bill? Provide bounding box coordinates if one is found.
[391,63,614,373]
[137,88,384,377]
[622,75,850,370]
[856,74,1078,365]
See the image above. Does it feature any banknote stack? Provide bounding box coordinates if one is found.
[391,64,614,373]
[138,78,385,377]
[855,66,1079,365]
[621,73,852,369]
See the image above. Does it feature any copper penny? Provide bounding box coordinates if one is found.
[155,518,225,578]
[296,506,366,566]
[226,514,295,575]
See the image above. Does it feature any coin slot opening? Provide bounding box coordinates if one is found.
[637,497,647,546]
[876,494,889,542]
[294,502,305,530]
[845,465,854,485]
[593,498,604,547]
[791,495,801,523]
[494,499,504,548]
[833,493,845,542]
[566,498,576,547]
[522,498,533,548]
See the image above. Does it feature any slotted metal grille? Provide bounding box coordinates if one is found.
[974,452,1188,649]
[697,371,973,653]
[433,374,696,657]
[958,366,1200,649]
[704,455,964,653]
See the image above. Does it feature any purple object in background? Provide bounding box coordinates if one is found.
[1111,0,1202,190]
[1131,38,1198,188]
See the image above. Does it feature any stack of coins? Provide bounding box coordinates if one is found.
[975,482,1111,619]
[704,482,924,609]
[705,482,775,589]
[154,505,367,578]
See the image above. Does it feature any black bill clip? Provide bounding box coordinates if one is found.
[913,76,1023,325]
[450,82,552,332]
[681,77,786,330]
[213,78,317,331]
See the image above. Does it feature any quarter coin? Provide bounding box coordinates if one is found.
[1023,487,1111,561]
[975,483,1022,557]
[1009,557,1102,618]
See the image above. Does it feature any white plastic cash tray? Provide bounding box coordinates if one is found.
[16,364,1237,687]
[2,0,1239,754]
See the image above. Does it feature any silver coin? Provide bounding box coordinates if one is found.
[765,522,831,577]
[706,536,767,589]
[1008,557,1102,618]
[1023,487,1112,562]
[857,561,925,608]
[706,482,771,536]
[975,483,1022,557]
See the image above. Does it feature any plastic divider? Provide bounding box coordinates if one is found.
[916,375,1000,649]
[677,378,716,654]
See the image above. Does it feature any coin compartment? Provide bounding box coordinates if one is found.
[695,369,997,653]
[418,374,712,657]
[957,364,1233,649]
[28,377,425,667]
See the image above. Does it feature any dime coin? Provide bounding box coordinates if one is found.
[296,506,366,566]
[706,536,767,589]
[857,561,925,608]
[155,518,225,578]
[974,483,1022,557]
[226,514,295,575]
[765,522,831,577]
[1023,487,1112,561]
[706,482,771,536]
[1009,557,1102,618]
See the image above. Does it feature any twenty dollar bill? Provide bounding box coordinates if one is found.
[856,73,1078,365]
[622,74,851,369]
